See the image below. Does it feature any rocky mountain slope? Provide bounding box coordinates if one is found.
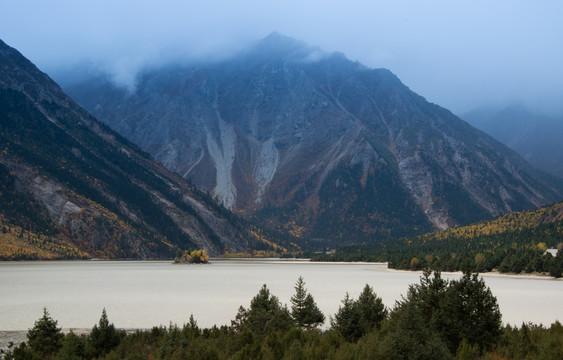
[0,39,286,259]
[463,105,563,179]
[64,33,563,245]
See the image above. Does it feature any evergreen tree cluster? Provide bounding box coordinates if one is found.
[313,202,563,278]
[5,308,121,360]
[330,285,386,343]
[6,273,560,359]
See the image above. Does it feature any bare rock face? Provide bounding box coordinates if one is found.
[0,39,281,259]
[64,33,563,245]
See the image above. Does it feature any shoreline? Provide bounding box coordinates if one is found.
[0,329,89,353]
[381,266,562,280]
[2,258,558,280]
[305,259,561,280]
[0,328,139,353]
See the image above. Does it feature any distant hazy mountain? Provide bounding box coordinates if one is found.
[63,33,563,245]
[462,105,563,179]
[0,39,284,259]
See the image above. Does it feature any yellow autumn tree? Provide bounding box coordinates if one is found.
[537,242,548,252]
[189,249,209,263]
[474,253,486,272]
[174,249,209,264]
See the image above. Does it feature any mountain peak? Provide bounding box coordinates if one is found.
[259,32,305,48]
[63,35,563,245]
[0,38,14,52]
[0,39,24,67]
[250,32,318,61]
[261,31,291,42]
[0,39,29,63]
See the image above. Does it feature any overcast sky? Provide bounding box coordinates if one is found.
[2,0,562,116]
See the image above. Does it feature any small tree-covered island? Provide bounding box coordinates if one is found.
[4,273,562,360]
[173,250,210,264]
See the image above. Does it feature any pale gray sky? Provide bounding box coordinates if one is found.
[2,0,562,116]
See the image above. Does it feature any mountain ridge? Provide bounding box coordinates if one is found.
[63,33,563,245]
[462,105,563,179]
[0,38,290,259]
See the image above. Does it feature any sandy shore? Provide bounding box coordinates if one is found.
[310,260,561,280]
[381,266,562,280]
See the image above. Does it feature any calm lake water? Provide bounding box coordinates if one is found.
[0,259,561,330]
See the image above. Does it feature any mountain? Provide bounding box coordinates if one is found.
[62,33,563,246]
[0,39,288,260]
[462,105,563,179]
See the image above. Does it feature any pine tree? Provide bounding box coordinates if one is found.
[247,284,292,333]
[89,308,120,358]
[356,284,387,332]
[56,332,86,360]
[382,300,452,359]
[26,308,63,360]
[290,276,325,330]
[330,293,363,342]
[444,272,502,353]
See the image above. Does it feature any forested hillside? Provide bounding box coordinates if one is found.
[314,202,563,277]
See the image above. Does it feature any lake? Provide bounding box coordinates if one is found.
[0,259,561,331]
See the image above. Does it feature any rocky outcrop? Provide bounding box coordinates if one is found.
[64,33,563,244]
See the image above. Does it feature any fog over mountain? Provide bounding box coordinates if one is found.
[2,1,563,117]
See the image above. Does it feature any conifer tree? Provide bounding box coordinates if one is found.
[443,272,502,353]
[290,276,325,330]
[330,293,363,342]
[26,307,63,360]
[89,308,120,358]
[356,284,387,332]
[247,284,292,333]
[382,271,502,357]
[56,331,86,360]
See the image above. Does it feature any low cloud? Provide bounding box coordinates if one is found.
[2,0,563,116]
[301,49,329,63]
